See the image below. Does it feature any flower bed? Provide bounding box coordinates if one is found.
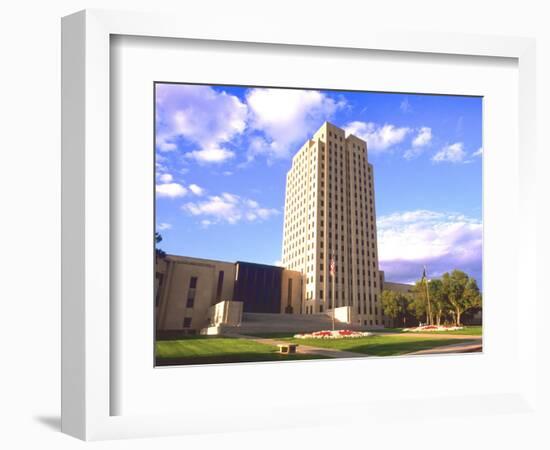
[402,325,463,332]
[294,329,373,339]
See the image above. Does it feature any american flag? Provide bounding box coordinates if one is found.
[329,257,335,276]
[421,265,428,283]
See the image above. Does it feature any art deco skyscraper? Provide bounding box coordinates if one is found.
[281,122,383,327]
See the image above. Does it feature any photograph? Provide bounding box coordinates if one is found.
[154,83,483,366]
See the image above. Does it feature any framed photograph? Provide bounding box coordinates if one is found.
[62,9,538,441]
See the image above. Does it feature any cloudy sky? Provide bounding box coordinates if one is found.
[155,83,482,286]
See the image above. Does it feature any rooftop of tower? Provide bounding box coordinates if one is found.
[289,121,368,165]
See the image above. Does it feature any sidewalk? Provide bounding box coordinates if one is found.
[229,334,367,359]
[228,332,483,359]
[407,341,482,355]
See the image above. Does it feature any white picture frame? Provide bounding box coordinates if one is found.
[61,9,538,441]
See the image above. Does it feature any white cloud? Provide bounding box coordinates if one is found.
[156,183,187,198]
[156,84,247,163]
[404,127,433,160]
[343,121,411,152]
[403,148,419,160]
[377,210,482,284]
[188,183,205,196]
[182,192,278,225]
[156,135,177,152]
[432,142,467,163]
[157,222,172,231]
[246,88,344,159]
[273,260,283,267]
[412,127,432,148]
[159,173,173,183]
[185,147,235,164]
[400,97,412,113]
[473,147,483,157]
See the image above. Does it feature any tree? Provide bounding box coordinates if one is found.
[381,290,410,327]
[155,232,166,258]
[464,277,482,312]
[408,281,429,324]
[442,270,480,326]
[428,279,447,326]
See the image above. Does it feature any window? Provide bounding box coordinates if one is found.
[187,276,197,308]
[183,317,192,328]
[215,271,224,302]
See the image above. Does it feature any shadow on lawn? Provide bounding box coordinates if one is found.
[331,338,475,356]
[155,352,326,366]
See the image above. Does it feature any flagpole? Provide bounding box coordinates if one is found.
[332,272,335,331]
[331,255,335,331]
[424,266,432,326]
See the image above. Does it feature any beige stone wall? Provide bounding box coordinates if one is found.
[208,300,243,326]
[156,254,306,332]
[280,269,303,314]
[282,122,383,326]
[333,306,353,324]
[155,255,236,333]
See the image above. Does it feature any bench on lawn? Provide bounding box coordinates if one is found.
[277,343,298,354]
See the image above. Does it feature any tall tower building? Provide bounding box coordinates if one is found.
[281,122,383,327]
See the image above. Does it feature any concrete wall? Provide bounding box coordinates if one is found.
[208,300,243,326]
[280,269,303,314]
[156,255,306,334]
[155,255,236,333]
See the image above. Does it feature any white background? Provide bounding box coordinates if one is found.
[1,1,548,449]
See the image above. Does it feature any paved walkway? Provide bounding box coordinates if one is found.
[227,332,482,359]
[408,341,482,355]
[227,334,366,358]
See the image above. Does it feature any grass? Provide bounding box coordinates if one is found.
[433,325,482,335]
[155,331,481,365]
[281,334,477,357]
[155,336,327,366]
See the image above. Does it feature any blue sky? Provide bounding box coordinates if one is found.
[155,83,482,286]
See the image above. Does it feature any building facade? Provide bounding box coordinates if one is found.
[155,255,303,334]
[281,122,383,327]
[233,261,302,314]
[155,255,237,334]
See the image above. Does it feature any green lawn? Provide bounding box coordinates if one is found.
[155,336,326,366]
[155,332,480,365]
[282,334,477,357]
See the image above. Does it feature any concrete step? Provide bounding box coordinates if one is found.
[221,312,369,334]
[243,312,333,324]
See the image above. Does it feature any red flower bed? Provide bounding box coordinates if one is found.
[294,329,373,339]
